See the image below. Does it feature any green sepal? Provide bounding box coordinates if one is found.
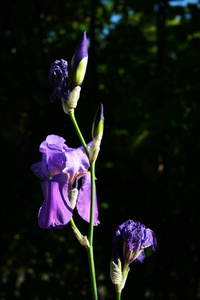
[94,119,104,137]
[73,57,88,87]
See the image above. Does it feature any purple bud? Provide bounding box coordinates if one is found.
[70,30,88,88]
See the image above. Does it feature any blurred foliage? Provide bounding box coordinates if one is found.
[1,0,200,299]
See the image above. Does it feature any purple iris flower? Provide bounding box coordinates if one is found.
[31,135,99,229]
[49,59,70,102]
[112,220,157,264]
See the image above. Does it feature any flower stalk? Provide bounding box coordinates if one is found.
[87,160,98,300]
[87,246,98,300]
[116,291,121,300]
[68,110,89,157]
[68,111,98,300]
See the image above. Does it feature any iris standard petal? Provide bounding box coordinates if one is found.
[40,135,68,172]
[63,143,91,178]
[38,173,73,229]
[76,172,100,226]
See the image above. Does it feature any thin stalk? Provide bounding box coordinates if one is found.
[116,291,121,300]
[87,161,98,300]
[70,217,77,230]
[68,110,89,157]
[122,261,130,280]
[68,112,98,300]
[87,246,98,300]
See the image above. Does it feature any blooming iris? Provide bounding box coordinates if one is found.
[31,135,99,229]
[112,219,157,264]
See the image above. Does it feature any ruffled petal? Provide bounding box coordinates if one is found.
[38,173,73,229]
[76,172,100,226]
[63,142,91,178]
[40,135,68,172]
[49,59,70,102]
[142,229,157,251]
[40,135,67,153]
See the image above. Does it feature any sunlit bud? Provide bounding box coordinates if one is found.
[89,104,104,162]
[110,259,129,293]
[110,259,122,286]
[92,103,104,139]
[70,30,88,88]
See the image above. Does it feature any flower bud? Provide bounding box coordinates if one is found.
[110,259,122,286]
[89,104,104,162]
[92,103,104,139]
[70,30,88,88]
[110,259,129,293]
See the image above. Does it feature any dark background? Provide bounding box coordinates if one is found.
[1,0,200,299]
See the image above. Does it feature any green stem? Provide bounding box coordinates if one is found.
[87,161,98,300]
[116,291,121,300]
[122,261,129,280]
[68,112,98,300]
[87,246,98,300]
[70,217,77,230]
[68,110,89,157]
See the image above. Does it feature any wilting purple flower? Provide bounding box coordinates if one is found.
[112,220,157,264]
[70,30,88,88]
[31,135,99,229]
[49,59,70,102]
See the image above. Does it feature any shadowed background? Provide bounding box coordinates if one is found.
[1,0,200,299]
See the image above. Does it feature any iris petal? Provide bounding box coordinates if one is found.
[38,173,73,229]
[76,172,100,226]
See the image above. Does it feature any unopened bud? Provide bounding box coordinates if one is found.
[92,103,104,139]
[110,259,130,293]
[70,30,88,88]
[89,104,104,162]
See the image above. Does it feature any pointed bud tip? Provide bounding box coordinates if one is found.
[92,103,104,138]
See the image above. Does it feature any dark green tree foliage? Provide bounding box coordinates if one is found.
[1,0,200,298]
